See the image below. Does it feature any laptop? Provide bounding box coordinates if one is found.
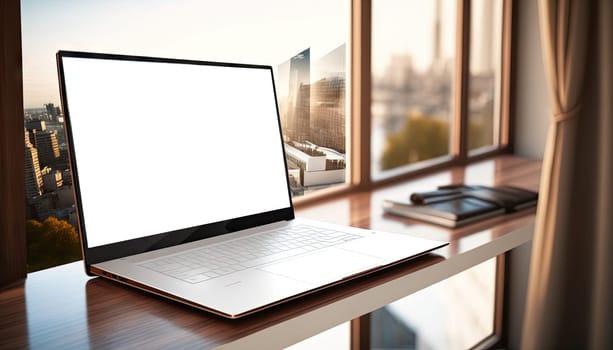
[57,51,448,319]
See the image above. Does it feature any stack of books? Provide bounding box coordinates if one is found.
[382,184,538,228]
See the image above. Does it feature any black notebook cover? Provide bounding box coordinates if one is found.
[383,197,505,228]
[383,184,537,228]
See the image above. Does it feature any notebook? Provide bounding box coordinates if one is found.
[383,185,538,227]
[57,51,447,319]
[383,196,505,227]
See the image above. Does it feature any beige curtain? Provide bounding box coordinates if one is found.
[522,0,613,348]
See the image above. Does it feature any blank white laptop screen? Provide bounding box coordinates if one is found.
[61,57,291,248]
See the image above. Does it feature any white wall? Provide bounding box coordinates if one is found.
[507,0,552,348]
[513,0,550,159]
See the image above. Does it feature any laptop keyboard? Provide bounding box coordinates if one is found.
[138,224,362,284]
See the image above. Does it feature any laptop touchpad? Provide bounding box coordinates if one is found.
[260,248,384,285]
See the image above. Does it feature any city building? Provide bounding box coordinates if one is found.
[24,129,42,199]
[45,103,61,121]
[62,169,72,186]
[56,149,70,171]
[284,142,344,188]
[42,170,63,193]
[30,129,61,170]
[310,75,346,153]
[285,48,311,142]
[26,119,46,132]
[57,186,74,208]
[22,110,75,224]
[28,192,57,222]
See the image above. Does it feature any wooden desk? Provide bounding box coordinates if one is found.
[0,156,540,349]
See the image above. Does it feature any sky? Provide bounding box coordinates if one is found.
[21,0,466,109]
[371,0,457,76]
[21,0,348,108]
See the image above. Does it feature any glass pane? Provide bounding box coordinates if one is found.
[371,0,457,179]
[370,258,497,350]
[468,0,503,151]
[21,0,349,271]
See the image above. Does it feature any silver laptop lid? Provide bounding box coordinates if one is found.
[57,51,294,271]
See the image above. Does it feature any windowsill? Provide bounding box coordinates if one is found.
[296,154,540,236]
[293,148,515,209]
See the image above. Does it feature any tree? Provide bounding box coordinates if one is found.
[381,109,496,171]
[26,217,81,272]
[381,113,449,170]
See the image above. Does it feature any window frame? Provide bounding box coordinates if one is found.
[0,0,27,289]
[294,0,514,207]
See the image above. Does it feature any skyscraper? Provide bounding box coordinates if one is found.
[286,48,310,142]
[278,45,347,151]
[310,44,346,153]
[32,130,61,170]
[24,129,43,199]
[310,76,346,152]
[276,59,291,130]
[45,103,60,121]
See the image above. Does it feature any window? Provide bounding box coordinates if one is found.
[370,258,497,350]
[21,0,350,271]
[468,0,504,152]
[371,0,457,178]
[367,0,509,184]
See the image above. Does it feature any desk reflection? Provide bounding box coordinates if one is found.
[83,253,445,349]
[84,277,232,349]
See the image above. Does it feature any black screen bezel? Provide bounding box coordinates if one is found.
[56,50,295,273]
